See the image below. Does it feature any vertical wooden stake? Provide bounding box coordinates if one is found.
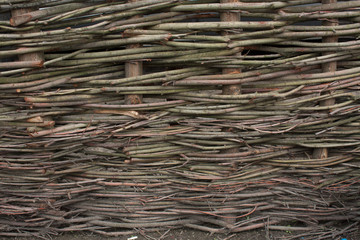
[220,0,241,227]
[220,0,241,96]
[313,0,338,160]
[220,0,241,165]
[12,7,50,129]
[125,0,143,105]
[11,8,44,64]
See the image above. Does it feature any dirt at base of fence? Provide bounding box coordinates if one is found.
[0,229,308,240]
[1,227,358,240]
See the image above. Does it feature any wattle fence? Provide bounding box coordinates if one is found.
[0,0,359,239]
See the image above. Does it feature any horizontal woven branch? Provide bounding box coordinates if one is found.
[0,0,359,239]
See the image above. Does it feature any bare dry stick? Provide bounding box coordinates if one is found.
[0,60,43,69]
[313,0,338,160]
[10,3,86,26]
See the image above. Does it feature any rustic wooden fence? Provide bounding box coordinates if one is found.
[0,0,359,239]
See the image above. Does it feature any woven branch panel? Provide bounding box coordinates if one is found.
[1,0,360,239]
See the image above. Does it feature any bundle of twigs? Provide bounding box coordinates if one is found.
[0,0,359,239]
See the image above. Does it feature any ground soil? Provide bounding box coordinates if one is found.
[0,228,356,240]
[0,230,282,240]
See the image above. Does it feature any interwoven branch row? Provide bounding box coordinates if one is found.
[0,0,359,239]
